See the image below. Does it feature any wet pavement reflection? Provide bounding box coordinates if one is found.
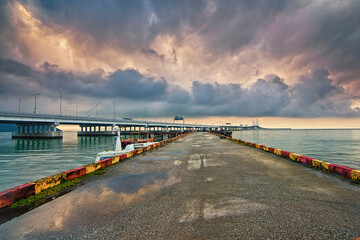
[91,171,169,194]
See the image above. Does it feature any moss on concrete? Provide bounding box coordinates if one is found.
[10,168,106,208]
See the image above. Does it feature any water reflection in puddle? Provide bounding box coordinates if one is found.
[91,171,168,194]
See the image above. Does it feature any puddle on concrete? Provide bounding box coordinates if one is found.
[91,171,169,194]
[187,154,205,171]
[203,198,267,219]
[179,197,267,222]
[0,171,179,239]
[205,177,214,182]
[173,160,182,166]
[178,199,201,223]
[203,158,226,167]
[187,154,225,170]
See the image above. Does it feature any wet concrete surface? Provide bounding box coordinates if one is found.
[1,132,360,239]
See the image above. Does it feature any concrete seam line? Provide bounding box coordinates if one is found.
[0,133,189,209]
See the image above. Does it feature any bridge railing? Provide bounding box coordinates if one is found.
[0,111,217,128]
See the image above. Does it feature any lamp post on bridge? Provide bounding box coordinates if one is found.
[75,104,78,117]
[32,93,39,114]
[18,98,21,112]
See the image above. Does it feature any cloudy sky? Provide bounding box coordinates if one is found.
[0,0,359,128]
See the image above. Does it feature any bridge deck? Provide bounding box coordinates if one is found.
[1,132,359,239]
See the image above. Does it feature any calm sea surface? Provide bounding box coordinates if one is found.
[232,129,360,170]
[0,132,130,191]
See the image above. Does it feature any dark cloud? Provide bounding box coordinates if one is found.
[0,58,359,117]
[0,1,16,59]
[0,58,33,77]
[192,81,242,106]
[1,1,360,118]
[106,69,167,100]
[166,86,190,104]
[0,58,168,101]
[31,0,289,55]
[27,0,360,77]
[166,71,358,118]
[189,76,290,117]
[290,69,339,108]
[282,68,356,117]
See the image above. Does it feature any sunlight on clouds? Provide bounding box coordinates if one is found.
[9,2,311,91]
[12,3,78,71]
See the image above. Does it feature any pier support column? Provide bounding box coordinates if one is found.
[12,123,62,139]
[77,124,115,136]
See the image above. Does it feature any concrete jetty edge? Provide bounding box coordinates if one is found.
[212,133,360,184]
[0,133,191,209]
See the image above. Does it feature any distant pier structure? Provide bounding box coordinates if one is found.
[0,111,279,139]
[0,112,215,139]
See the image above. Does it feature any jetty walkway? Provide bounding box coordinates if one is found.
[0,132,359,239]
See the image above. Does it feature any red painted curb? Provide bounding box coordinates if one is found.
[0,183,36,208]
[0,189,14,209]
[99,158,112,168]
[13,183,36,201]
[299,156,313,166]
[64,167,86,181]
[281,150,291,158]
[328,164,355,179]
[217,133,360,182]
[119,154,127,160]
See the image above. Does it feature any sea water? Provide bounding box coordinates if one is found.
[0,132,124,191]
[232,129,360,170]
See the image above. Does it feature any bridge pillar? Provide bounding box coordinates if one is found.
[12,123,62,139]
[77,124,115,137]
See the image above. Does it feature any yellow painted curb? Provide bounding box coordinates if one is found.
[85,162,102,174]
[256,144,261,149]
[33,172,67,194]
[289,153,301,161]
[350,170,360,180]
[112,156,120,164]
[312,159,323,169]
[321,161,331,170]
[274,149,282,156]
[263,146,269,151]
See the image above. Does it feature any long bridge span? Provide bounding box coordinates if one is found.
[0,111,263,139]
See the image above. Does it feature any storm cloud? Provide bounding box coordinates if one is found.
[0,0,359,119]
[0,59,168,101]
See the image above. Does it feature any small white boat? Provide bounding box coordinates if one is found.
[95,131,158,162]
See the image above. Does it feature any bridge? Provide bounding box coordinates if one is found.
[0,112,262,138]
[0,111,263,139]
